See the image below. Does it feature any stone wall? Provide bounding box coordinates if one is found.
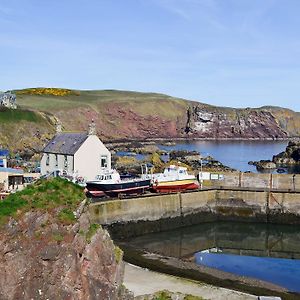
[89,188,300,238]
[208,172,300,191]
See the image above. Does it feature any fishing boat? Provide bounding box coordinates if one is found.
[85,169,151,197]
[149,165,199,193]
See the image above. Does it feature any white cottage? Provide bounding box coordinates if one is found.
[40,123,111,181]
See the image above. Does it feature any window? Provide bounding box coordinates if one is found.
[46,154,49,166]
[101,155,108,168]
[55,154,58,167]
[64,155,68,168]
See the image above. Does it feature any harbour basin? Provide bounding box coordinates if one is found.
[123,221,300,293]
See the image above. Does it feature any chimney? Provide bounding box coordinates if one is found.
[88,119,96,135]
[56,121,62,133]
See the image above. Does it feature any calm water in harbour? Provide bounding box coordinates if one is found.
[195,252,300,292]
[157,140,290,173]
[127,222,300,292]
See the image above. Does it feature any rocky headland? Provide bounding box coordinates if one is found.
[0,178,132,300]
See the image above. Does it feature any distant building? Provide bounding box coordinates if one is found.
[40,122,111,181]
[0,167,39,193]
[0,92,17,109]
[0,149,9,168]
[0,167,24,191]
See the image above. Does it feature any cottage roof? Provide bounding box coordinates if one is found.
[43,133,89,155]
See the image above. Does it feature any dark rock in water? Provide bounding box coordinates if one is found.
[201,160,237,172]
[273,140,300,165]
[169,150,201,161]
[169,150,236,172]
[251,160,277,170]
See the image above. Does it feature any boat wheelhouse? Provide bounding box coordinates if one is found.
[150,165,199,193]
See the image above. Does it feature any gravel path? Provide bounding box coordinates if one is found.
[123,263,258,300]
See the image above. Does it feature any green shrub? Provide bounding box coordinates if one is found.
[184,295,205,300]
[86,223,100,243]
[58,208,76,224]
[154,291,172,300]
[52,233,64,242]
[114,246,123,263]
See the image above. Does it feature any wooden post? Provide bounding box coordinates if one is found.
[239,172,243,188]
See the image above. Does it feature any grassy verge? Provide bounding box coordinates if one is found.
[0,107,44,123]
[0,177,84,226]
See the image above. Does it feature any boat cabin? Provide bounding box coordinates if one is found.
[95,170,121,183]
[164,165,189,177]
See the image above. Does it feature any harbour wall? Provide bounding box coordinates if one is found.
[205,172,300,190]
[89,187,300,238]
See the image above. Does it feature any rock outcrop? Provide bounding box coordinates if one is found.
[0,180,133,300]
[273,140,300,165]
[249,160,277,170]
[185,105,288,139]
[0,92,17,109]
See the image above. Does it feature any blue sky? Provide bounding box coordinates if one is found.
[1,0,300,111]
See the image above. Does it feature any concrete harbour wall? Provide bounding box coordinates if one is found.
[89,187,300,238]
[209,172,300,190]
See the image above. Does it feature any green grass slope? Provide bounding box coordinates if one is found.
[0,106,55,154]
[14,88,192,140]
[0,177,84,226]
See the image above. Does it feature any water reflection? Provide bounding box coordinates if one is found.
[127,222,300,260]
[127,222,300,292]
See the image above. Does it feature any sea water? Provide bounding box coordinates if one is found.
[157,140,299,173]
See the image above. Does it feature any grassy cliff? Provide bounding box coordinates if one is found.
[0,87,299,154]
[14,88,190,141]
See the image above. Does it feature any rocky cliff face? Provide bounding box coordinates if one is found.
[185,105,288,139]
[0,201,132,300]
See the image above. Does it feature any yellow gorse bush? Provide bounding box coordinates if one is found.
[16,88,80,97]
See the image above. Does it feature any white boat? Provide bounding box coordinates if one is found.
[147,165,199,192]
